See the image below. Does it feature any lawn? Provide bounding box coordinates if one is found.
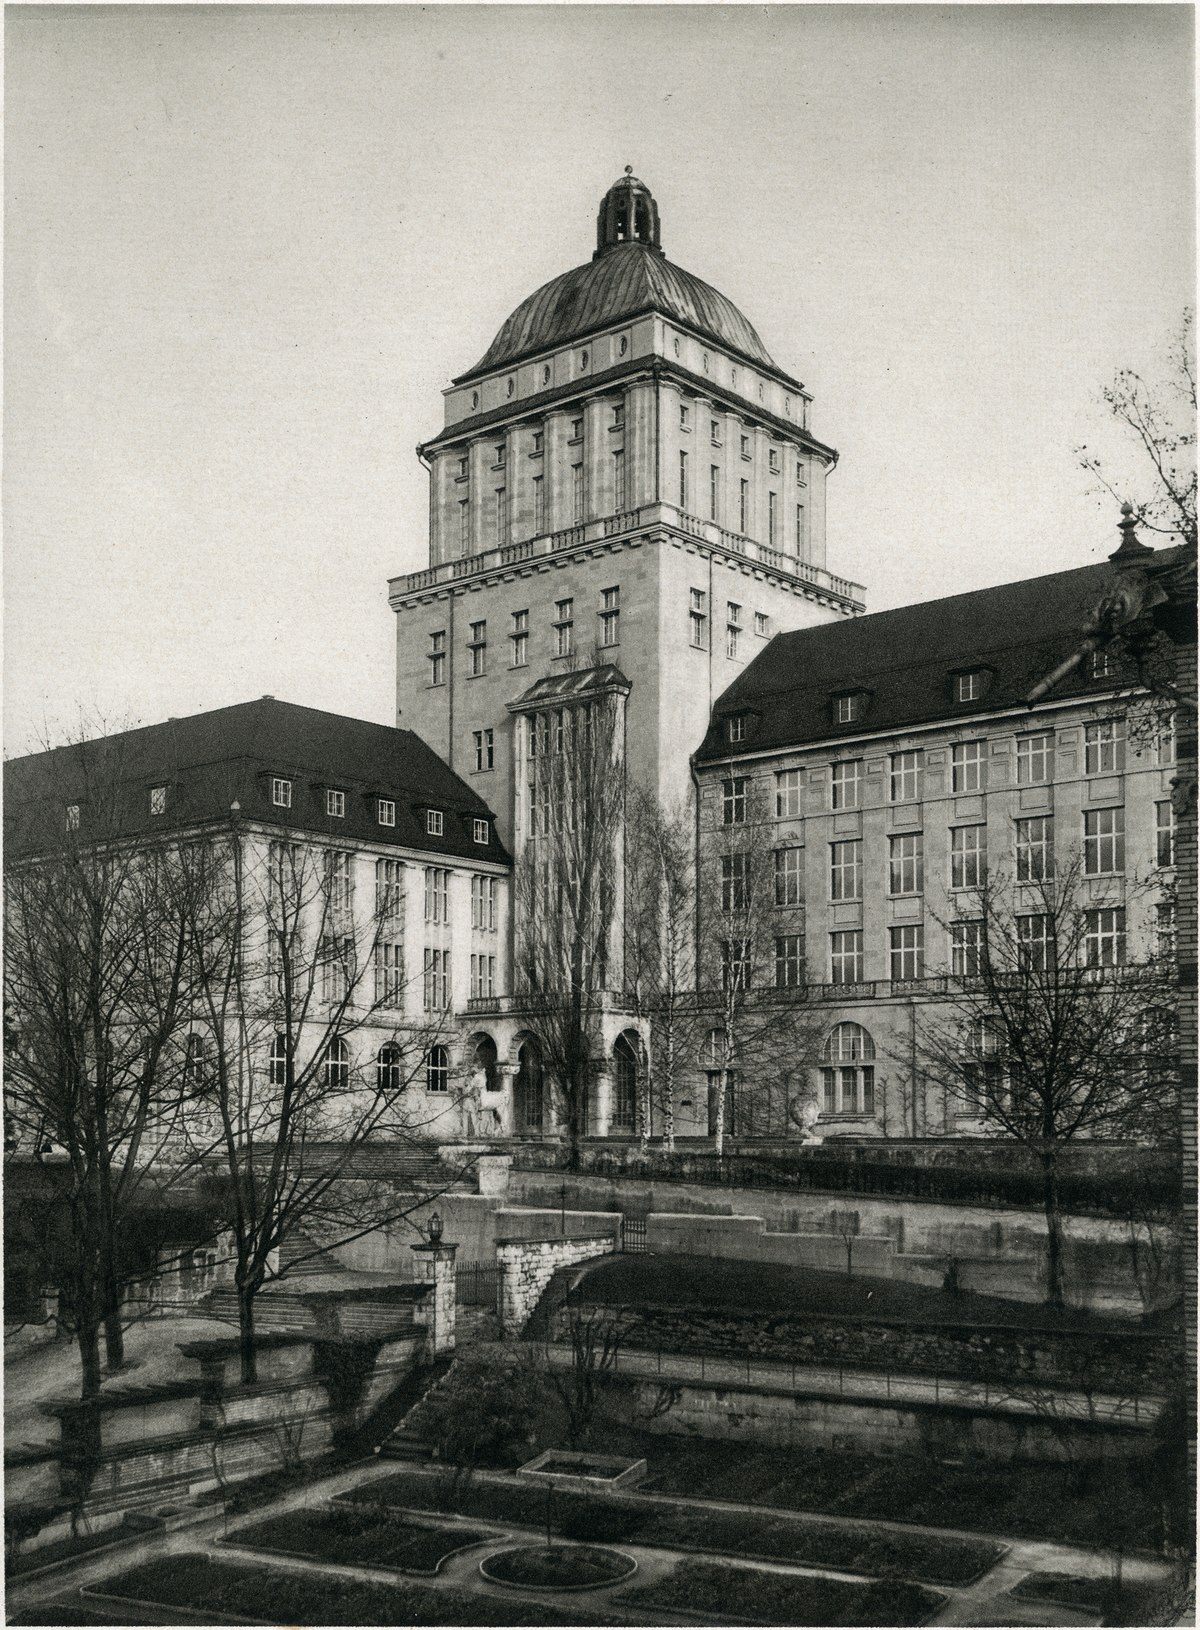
[227,1504,495,1573]
[87,1553,635,1626]
[571,1253,1125,1333]
[620,1558,942,1626]
[340,1468,1003,1585]
[1009,1569,1187,1626]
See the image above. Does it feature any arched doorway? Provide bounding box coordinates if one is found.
[515,1037,544,1134]
[612,1033,640,1134]
[472,1033,500,1095]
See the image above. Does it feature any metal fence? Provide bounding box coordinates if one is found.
[620,1217,647,1254]
[455,1261,500,1310]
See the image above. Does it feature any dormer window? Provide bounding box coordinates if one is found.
[834,693,867,725]
[150,785,168,817]
[473,818,489,845]
[377,799,396,827]
[326,789,345,819]
[1090,646,1114,680]
[272,777,292,809]
[726,714,752,745]
[65,803,80,832]
[953,670,988,703]
[426,809,444,838]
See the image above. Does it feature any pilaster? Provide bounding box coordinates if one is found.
[410,1239,458,1354]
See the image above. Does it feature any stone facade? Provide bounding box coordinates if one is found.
[495,1231,617,1334]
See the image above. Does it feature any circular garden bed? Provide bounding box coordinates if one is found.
[479,1544,637,1592]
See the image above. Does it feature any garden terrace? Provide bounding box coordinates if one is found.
[621,1558,942,1626]
[225,1505,494,1574]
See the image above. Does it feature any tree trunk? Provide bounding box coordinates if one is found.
[237,1279,260,1385]
[1040,1149,1066,1308]
[714,1067,727,1159]
[76,1306,102,1400]
[102,1300,125,1373]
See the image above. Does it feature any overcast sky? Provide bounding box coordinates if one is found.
[5,3,1194,754]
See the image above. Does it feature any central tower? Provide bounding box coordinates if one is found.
[389,171,865,853]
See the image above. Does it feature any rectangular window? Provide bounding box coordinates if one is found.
[951,740,986,793]
[679,449,689,508]
[429,629,446,686]
[727,715,746,744]
[796,461,806,487]
[326,788,345,819]
[680,403,690,430]
[1157,714,1176,766]
[467,619,487,677]
[722,777,747,826]
[769,448,780,473]
[775,846,803,907]
[830,759,863,810]
[721,852,749,911]
[726,602,742,661]
[272,777,292,809]
[1016,731,1053,784]
[1089,646,1113,679]
[709,464,720,521]
[553,598,574,658]
[721,938,751,992]
[689,587,708,649]
[612,403,624,429]
[1084,807,1125,875]
[65,802,80,831]
[375,858,403,920]
[495,487,508,545]
[1015,815,1054,881]
[1157,901,1177,959]
[822,1064,875,1117]
[768,491,777,547]
[570,417,583,441]
[423,866,449,925]
[890,831,925,895]
[830,839,862,902]
[423,947,450,1011]
[835,694,861,724]
[775,769,802,818]
[740,434,750,458]
[323,849,353,913]
[1084,908,1126,969]
[470,952,496,1000]
[612,449,626,513]
[1084,719,1125,776]
[889,750,923,803]
[571,462,584,523]
[795,503,805,551]
[711,418,721,443]
[754,611,770,638]
[775,934,804,989]
[473,728,494,772]
[511,608,529,667]
[600,585,620,647]
[377,798,396,827]
[951,919,983,978]
[1018,913,1053,971]
[953,671,984,702]
[473,818,489,845]
[1156,800,1176,867]
[495,442,506,466]
[532,475,546,534]
[471,874,497,932]
[150,785,167,816]
[458,499,469,554]
[426,808,444,838]
[531,432,543,454]
[739,478,749,533]
[319,935,353,1004]
[950,825,986,890]
[889,923,924,981]
[375,942,404,1007]
[830,930,863,985]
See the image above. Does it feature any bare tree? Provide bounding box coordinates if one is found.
[514,681,626,1168]
[4,732,198,1395]
[916,857,1179,1308]
[178,817,471,1383]
[696,769,824,1157]
[624,784,700,1152]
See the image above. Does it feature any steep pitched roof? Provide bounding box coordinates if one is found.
[4,698,509,865]
[696,550,1189,762]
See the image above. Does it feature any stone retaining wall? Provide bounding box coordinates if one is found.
[496,1232,617,1334]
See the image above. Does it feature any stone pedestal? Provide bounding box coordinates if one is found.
[409,1240,458,1354]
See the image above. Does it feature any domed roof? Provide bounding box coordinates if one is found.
[457,172,777,382]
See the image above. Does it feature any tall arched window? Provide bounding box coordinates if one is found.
[612,1034,639,1133]
[268,1032,288,1088]
[183,1032,208,1091]
[377,1044,403,1095]
[515,1038,543,1132]
[820,1023,875,1116]
[427,1044,449,1094]
[323,1036,349,1090]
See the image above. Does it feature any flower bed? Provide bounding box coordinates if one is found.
[339,1469,1003,1586]
[87,1554,633,1626]
[620,1559,942,1626]
[480,1544,637,1590]
[226,1505,495,1574]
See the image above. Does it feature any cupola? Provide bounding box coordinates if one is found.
[595,166,662,258]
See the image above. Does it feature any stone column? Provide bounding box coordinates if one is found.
[593,1061,614,1140]
[410,1239,458,1354]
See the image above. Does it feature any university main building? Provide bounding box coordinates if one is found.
[7,173,1184,1151]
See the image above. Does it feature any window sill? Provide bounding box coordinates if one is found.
[465,671,487,680]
